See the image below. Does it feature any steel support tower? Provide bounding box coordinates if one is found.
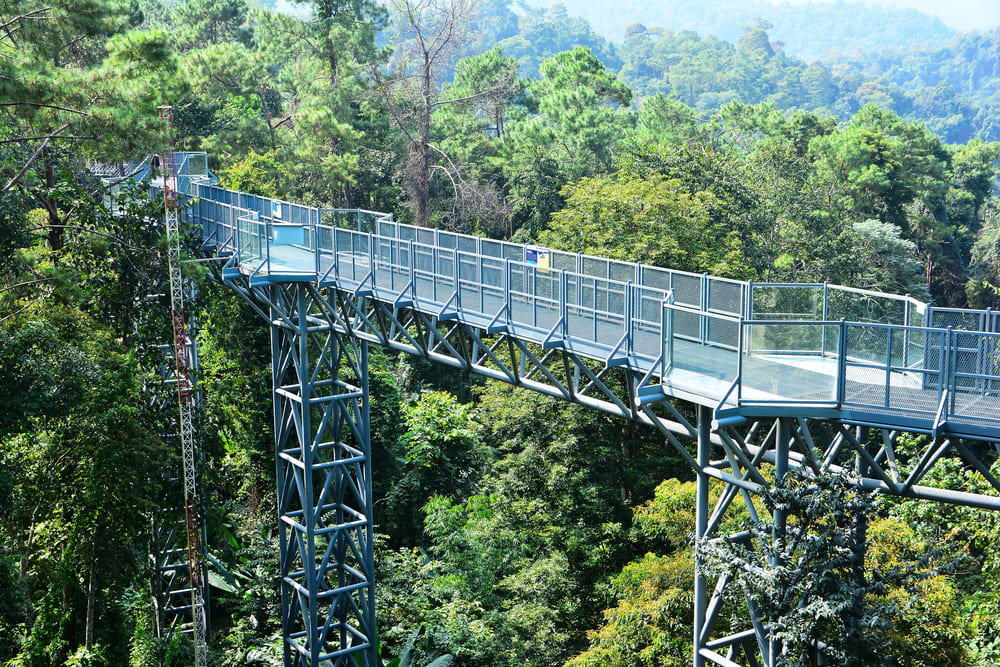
[224,280,377,665]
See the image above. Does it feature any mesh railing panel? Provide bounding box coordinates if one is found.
[641,266,672,292]
[609,260,637,284]
[707,318,739,350]
[928,308,989,332]
[552,251,577,272]
[458,235,477,255]
[708,278,743,316]
[501,242,522,261]
[582,256,608,280]
[672,273,701,308]
[480,239,502,258]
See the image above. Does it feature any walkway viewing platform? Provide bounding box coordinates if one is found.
[142,153,1000,442]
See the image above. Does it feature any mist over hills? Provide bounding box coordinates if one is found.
[526,0,956,60]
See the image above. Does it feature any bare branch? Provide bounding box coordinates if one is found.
[0,102,90,116]
[0,8,51,40]
[2,123,69,193]
[431,79,515,109]
[28,225,155,252]
[0,135,96,144]
[0,277,55,294]
[0,298,44,324]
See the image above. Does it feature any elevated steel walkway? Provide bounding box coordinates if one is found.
[113,152,1000,667]
[182,178,1000,442]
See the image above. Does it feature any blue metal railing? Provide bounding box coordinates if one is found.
[174,176,1000,437]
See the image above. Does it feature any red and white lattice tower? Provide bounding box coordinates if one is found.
[158,105,208,667]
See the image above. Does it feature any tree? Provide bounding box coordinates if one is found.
[807,105,957,297]
[542,173,726,272]
[170,0,251,52]
[700,472,891,667]
[226,0,390,207]
[501,47,633,235]
[846,219,929,299]
[1,0,182,250]
[565,479,702,667]
[184,42,282,155]
[1,309,168,664]
[428,47,525,234]
[383,391,487,543]
[379,0,480,226]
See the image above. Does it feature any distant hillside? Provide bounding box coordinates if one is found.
[527,0,955,61]
[827,28,1000,102]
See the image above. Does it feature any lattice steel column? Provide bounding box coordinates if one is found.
[267,282,377,667]
[693,406,710,667]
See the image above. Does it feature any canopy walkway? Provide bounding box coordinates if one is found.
[105,152,1000,667]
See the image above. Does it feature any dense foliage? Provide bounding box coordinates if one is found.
[5,0,1000,665]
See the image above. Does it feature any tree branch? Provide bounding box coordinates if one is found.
[0,102,90,117]
[0,277,55,294]
[0,298,43,324]
[28,225,156,252]
[0,135,96,144]
[2,123,69,193]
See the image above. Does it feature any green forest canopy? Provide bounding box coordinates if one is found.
[4,0,1000,664]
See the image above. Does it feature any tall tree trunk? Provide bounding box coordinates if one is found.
[418,56,432,226]
[43,152,63,253]
[258,89,277,151]
[85,559,96,650]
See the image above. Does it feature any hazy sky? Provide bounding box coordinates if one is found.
[884,0,1000,31]
[778,0,1000,32]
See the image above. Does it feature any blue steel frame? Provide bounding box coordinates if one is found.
[235,280,378,666]
[124,154,1000,667]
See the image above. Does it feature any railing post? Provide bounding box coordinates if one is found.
[884,328,893,409]
[737,314,745,404]
[314,207,320,278]
[504,258,512,329]
[452,249,460,310]
[368,231,376,290]
[625,281,634,357]
[478,253,485,313]
[700,273,709,345]
[264,218,272,273]
[942,327,952,406]
[746,279,754,320]
[837,319,847,406]
[948,327,957,416]
[662,293,675,377]
[408,240,416,303]
[904,295,911,368]
[560,270,569,341]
